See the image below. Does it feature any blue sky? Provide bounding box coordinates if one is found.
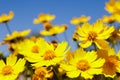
[0,0,109,56]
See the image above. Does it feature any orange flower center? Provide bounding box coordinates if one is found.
[88,31,97,41]
[31,45,39,53]
[77,60,90,71]
[43,50,56,60]
[35,68,47,78]
[103,56,118,73]
[106,56,118,68]
[2,65,13,75]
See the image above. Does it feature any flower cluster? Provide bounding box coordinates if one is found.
[1,0,120,80]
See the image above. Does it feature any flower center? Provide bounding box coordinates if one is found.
[43,50,56,60]
[35,68,46,78]
[88,31,97,41]
[31,45,39,53]
[107,56,118,67]
[77,60,90,71]
[2,65,13,75]
[103,56,118,72]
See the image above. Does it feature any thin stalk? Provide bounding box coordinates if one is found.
[5,23,11,34]
[64,32,70,45]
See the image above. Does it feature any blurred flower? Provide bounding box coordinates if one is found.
[73,20,114,49]
[105,0,120,23]
[4,29,31,44]
[102,15,115,24]
[60,48,105,79]
[17,38,45,59]
[10,37,45,55]
[0,11,14,23]
[105,0,120,14]
[29,41,69,67]
[40,24,67,36]
[32,67,53,80]
[109,29,120,44]
[70,15,91,25]
[97,48,120,78]
[33,13,55,24]
[0,54,26,80]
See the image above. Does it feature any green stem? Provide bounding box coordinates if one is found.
[5,23,11,34]
[52,66,62,80]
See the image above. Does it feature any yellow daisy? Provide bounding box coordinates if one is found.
[0,11,14,23]
[18,38,46,59]
[74,20,114,49]
[97,48,120,78]
[40,24,67,36]
[70,15,91,25]
[33,13,55,24]
[60,48,105,79]
[0,54,26,80]
[10,37,45,55]
[105,0,120,23]
[4,29,31,44]
[105,0,120,14]
[26,41,69,67]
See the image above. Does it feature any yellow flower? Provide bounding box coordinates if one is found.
[10,37,45,55]
[60,48,105,79]
[0,11,14,23]
[105,0,120,14]
[32,67,53,80]
[27,41,69,67]
[18,38,45,59]
[74,20,114,49]
[33,13,55,24]
[97,48,120,78]
[0,54,26,80]
[40,24,67,36]
[70,15,91,25]
[4,29,31,44]
[102,15,115,24]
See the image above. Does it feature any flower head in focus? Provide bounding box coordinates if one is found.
[0,11,14,23]
[60,48,105,79]
[28,41,69,67]
[73,20,114,49]
[0,54,26,80]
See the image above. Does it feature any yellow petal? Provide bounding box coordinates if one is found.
[6,54,17,66]
[94,39,110,50]
[66,70,80,78]
[79,40,92,48]
[90,58,105,68]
